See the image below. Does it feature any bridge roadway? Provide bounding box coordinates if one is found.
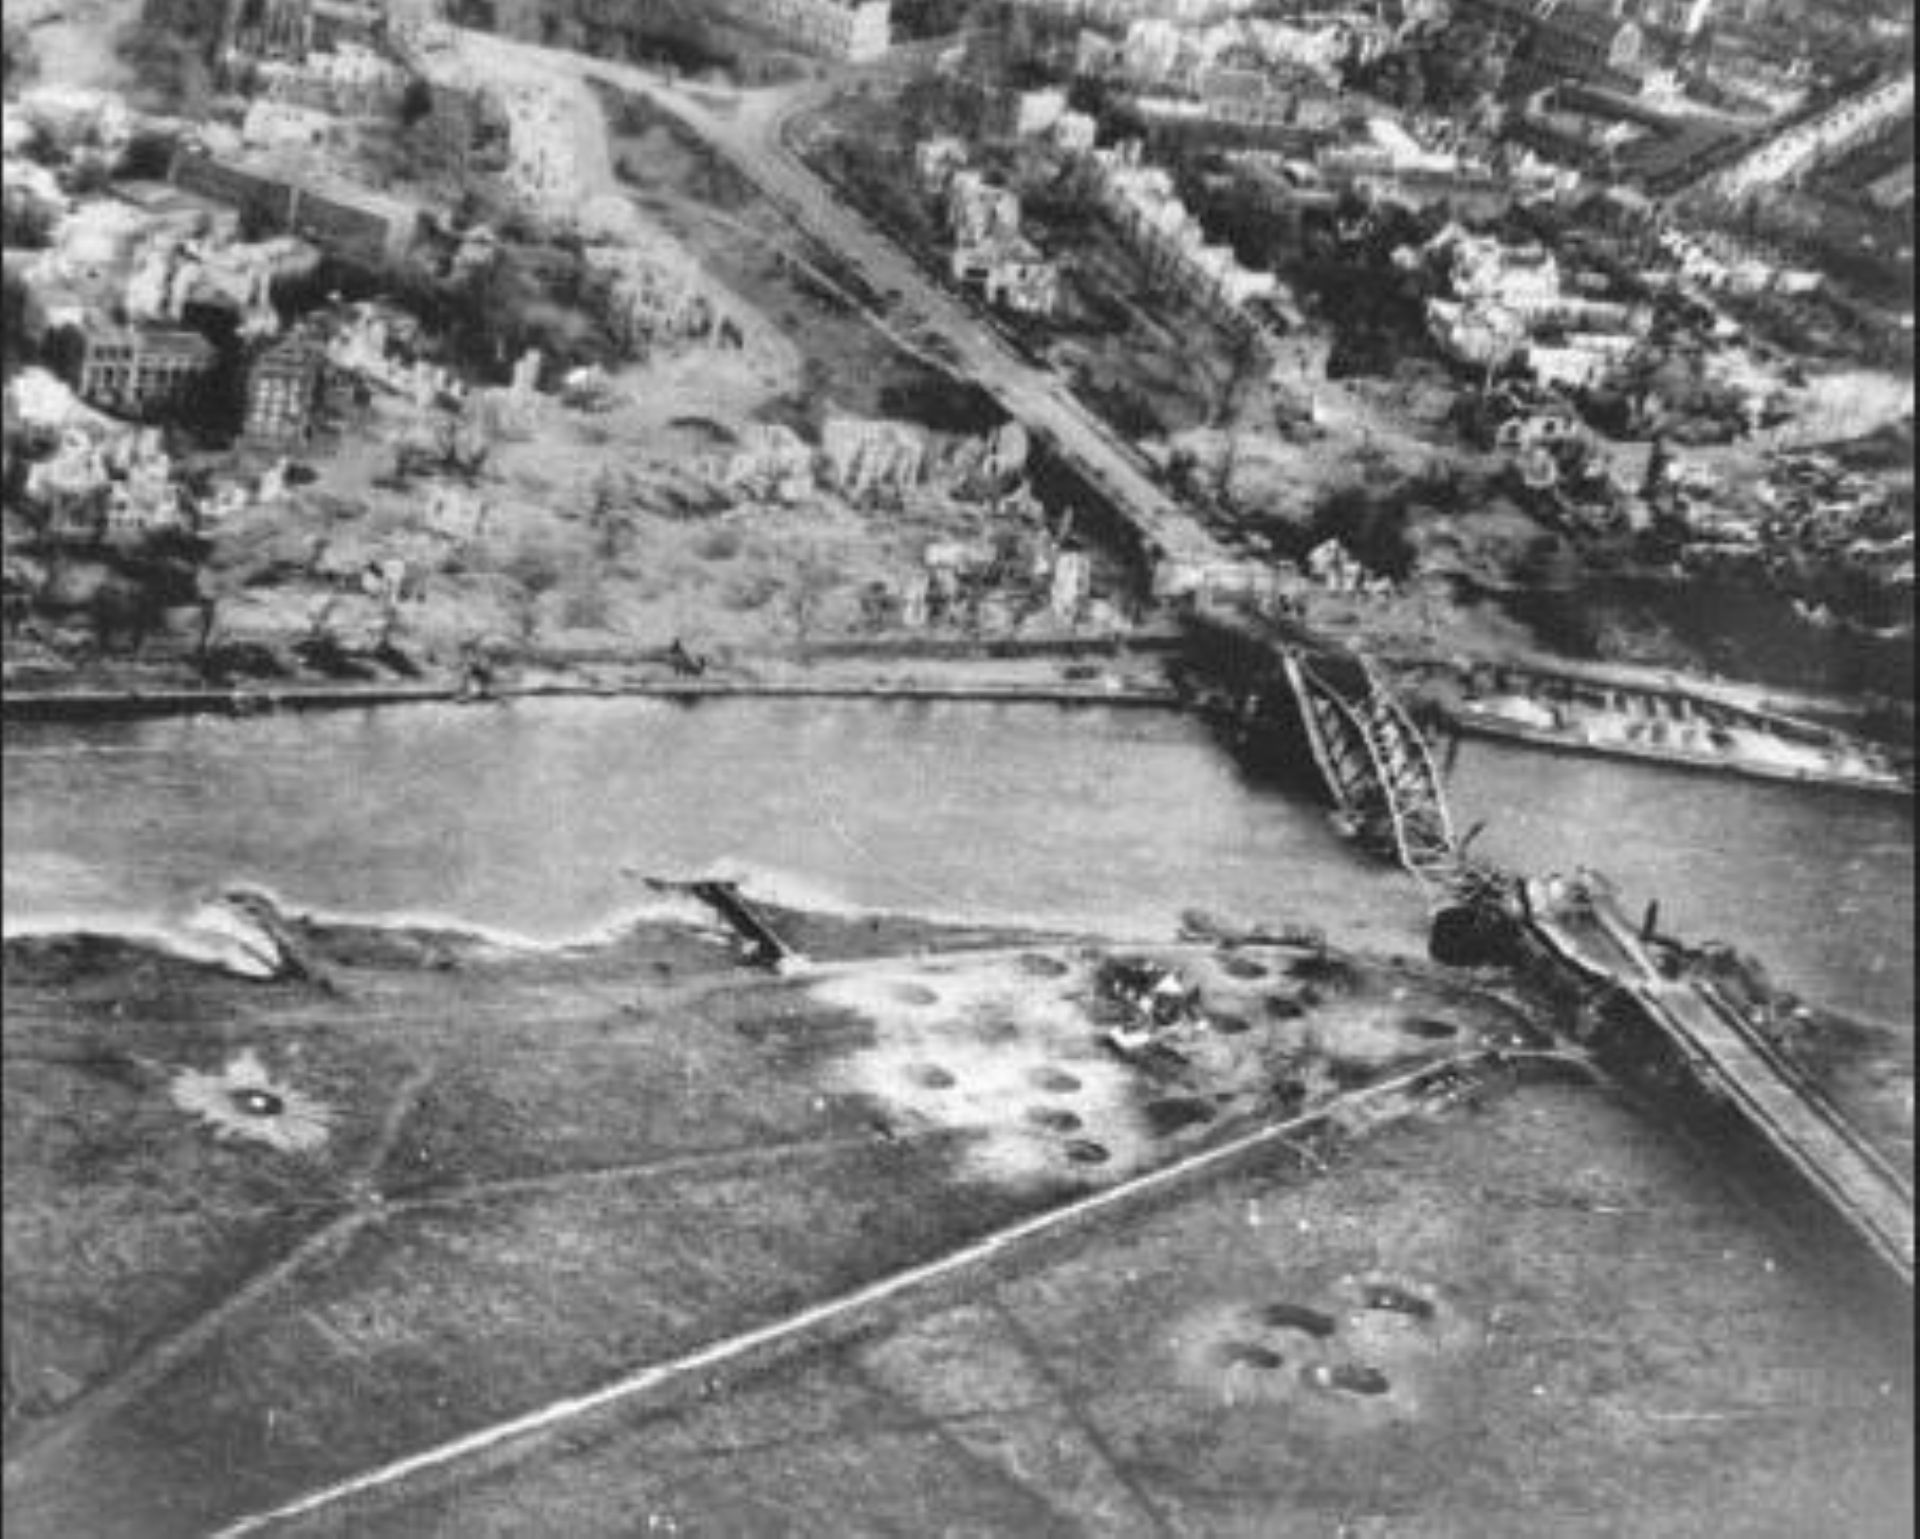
[1524,874,1914,1289]
[435,27,1231,578]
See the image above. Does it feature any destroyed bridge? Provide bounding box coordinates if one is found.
[1217,605,1913,1292]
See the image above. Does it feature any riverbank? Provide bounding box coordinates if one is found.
[0,672,1188,723]
[11,614,1913,780]
[4,897,1910,1538]
[0,633,1191,720]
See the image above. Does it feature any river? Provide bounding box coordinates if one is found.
[2,698,1911,1027]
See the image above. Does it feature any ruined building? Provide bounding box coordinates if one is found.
[66,323,217,421]
[168,148,424,269]
[243,336,328,446]
[723,424,817,503]
[1085,140,1279,328]
[1455,0,1657,92]
[940,170,1061,319]
[123,232,307,342]
[219,0,386,65]
[821,415,928,500]
[1050,549,1092,622]
[254,42,407,117]
[583,241,743,355]
[24,425,189,541]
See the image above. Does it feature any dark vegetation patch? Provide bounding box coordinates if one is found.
[1142,1097,1215,1137]
[1286,951,1361,989]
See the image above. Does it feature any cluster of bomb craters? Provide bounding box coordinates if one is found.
[810,943,1536,1189]
[1175,1273,1472,1424]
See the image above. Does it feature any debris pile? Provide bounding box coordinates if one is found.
[322,303,465,408]
[1094,955,1205,1058]
[19,423,188,542]
[583,239,745,356]
[1646,445,1914,614]
[722,423,818,504]
[820,414,928,501]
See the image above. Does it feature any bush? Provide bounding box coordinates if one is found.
[64,159,113,198]
[558,578,609,631]
[723,572,780,611]
[119,129,180,181]
[1,194,53,249]
[201,640,287,681]
[502,538,566,595]
[115,25,213,116]
[400,76,435,127]
[1306,485,1417,581]
[3,272,38,379]
[3,21,37,96]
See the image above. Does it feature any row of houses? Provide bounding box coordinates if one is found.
[1083,139,1282,331]
[168,146,425,268]
[941,82,1302,336]
[1313,116,1572,206]
[1072,13,1386,98]
[219,0,387,67]
[473,0,889,64]
[1008,0,1251,29]
[754,0,890,61]
[1706,70,1914,198]
[1115,92,1325,157]
[1079,40,1571,214]
[250,40,409,116]
[1418,226,1650,389]
[1652,226,1822,297]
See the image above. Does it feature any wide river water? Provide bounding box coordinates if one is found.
[2,698,1911,1027]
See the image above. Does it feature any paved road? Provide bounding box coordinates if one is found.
[441,28,1232,575]
[1526,876,1914,1287]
